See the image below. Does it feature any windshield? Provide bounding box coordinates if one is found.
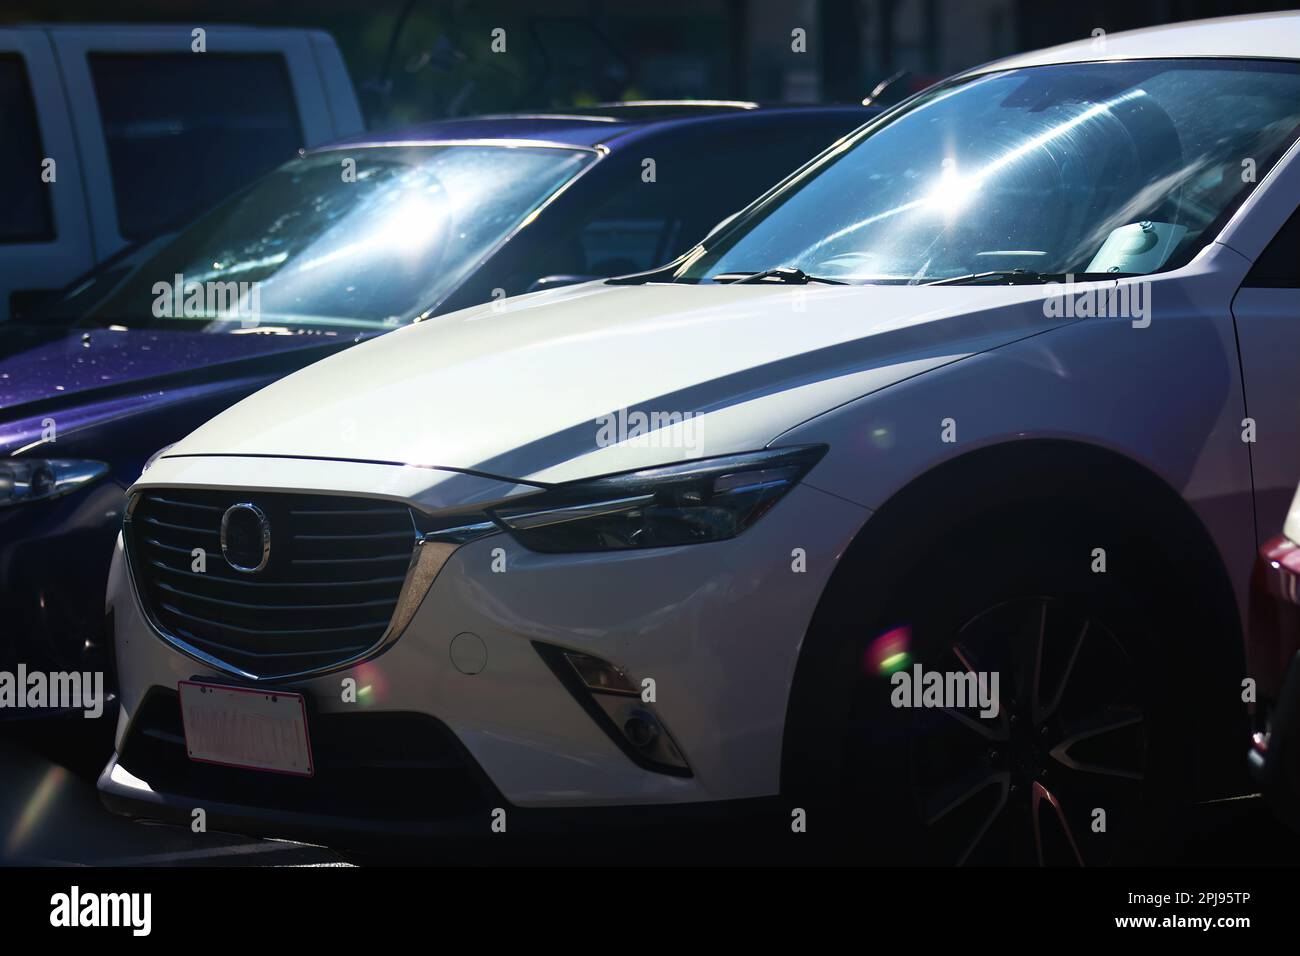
[54,144,594,330]
[681,59,1300,284]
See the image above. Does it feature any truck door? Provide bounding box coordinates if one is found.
[0,28,93,320]
[49,26,335,259]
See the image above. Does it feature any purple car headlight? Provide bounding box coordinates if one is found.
[0,459,110,508]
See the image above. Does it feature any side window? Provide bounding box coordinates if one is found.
[578,187,684,276]
[0,53,54,242]
[545,124,850,281]
[1244,204,1300,287]
[89,53,303,240]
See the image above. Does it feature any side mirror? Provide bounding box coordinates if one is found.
[526,274,601,293]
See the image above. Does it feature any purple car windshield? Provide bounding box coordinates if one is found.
[57,144,594,331]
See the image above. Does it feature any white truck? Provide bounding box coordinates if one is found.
[0,23,363,319]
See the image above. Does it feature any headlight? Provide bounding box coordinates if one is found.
[491,445,826,553]
[0,458,110,507]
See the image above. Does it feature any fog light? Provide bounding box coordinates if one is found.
[534,642,690,776]
[623,712,659,748]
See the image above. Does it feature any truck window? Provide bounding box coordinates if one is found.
[88,53,303,240]
[0,53,54,243]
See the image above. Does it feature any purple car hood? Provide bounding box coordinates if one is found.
[0,324,356,413]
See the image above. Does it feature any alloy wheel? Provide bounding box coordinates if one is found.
[904,597,1147,865]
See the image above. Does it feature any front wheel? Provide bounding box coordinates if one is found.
[790,511,1195,865]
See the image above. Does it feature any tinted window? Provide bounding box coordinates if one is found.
[89,53,303,240]
[0,54,54,242]
[543,124,851,278]
[1245,205,1300,287]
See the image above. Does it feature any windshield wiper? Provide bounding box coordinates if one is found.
[606,262,682,285]
[924,269,1138,286]
[717,266,847,285]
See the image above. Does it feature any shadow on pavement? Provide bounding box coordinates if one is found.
[0,712,346,866]
[3,710,1300,866]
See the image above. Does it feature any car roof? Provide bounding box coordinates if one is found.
[964,11,1300,77]
[314,103,873,153]
[492,100,762,120]
[15,22,322,33]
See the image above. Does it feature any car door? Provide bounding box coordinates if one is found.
[0,28,94,320]
[1231,197,1300,537]
[48,25,339,260]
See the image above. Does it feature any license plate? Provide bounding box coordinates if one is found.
[178,681,314,777]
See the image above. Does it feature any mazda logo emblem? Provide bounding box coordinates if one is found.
[220,502,270,574]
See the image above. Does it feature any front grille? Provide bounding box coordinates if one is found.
[127,490,417,678]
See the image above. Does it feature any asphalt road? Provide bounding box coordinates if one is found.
[0,713,349,866]
[4,709,1300,866]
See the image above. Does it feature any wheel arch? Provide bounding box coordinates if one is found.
[783,437,1248,800]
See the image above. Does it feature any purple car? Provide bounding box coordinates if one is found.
[0,101,872,692]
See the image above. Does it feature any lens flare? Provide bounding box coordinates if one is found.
[4,764,67,860]
[865,625,912,675]
[351,661,389,706]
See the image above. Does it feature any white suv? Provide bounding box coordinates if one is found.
[103,13,1300,864]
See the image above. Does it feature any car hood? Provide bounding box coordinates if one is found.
[159,280,1073,485]
[0,324,356,414]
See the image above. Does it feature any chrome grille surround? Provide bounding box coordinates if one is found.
[123,489,495,682]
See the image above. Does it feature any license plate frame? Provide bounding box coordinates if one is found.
[178,680,314,777]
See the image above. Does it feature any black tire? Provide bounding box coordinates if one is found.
[785,500,1196,865]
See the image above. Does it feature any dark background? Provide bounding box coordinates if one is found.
[5,0,1298,127]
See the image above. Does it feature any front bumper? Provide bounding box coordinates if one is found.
[102,455,868,835]
[0,479,126,693]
